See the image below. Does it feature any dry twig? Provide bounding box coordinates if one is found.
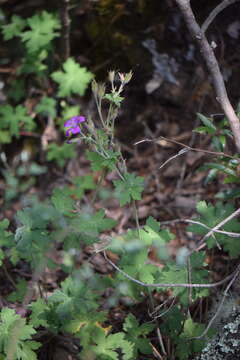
[201,0,240,34]
[103,250,239,289]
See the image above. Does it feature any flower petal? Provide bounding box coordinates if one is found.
[64,116,85,128]
[65,126,81,136]
[73,116,85,123]
[64,119,74,127]
[71,126,81,134]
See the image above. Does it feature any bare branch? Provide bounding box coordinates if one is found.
[202,0,240,34]
[174,0,240,152]
[162,218,240,238]
[103,250,239,289]
[158,148,189,170]
[134,136,235,159]
[192,264,240,339]
[195,207,240,251]
[59,0,71,61]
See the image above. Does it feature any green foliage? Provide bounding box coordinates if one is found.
[0,105,35,142]
[35,97,57,118]
[51,58,94,97]
[18,50,48,76]
[160,305,185,339]
[0,308,40,360]
[188,201,240,256]
[61,104,81,121]
[123,314,154,357]
[7,279,28,302]
[140,216,174,250]
[21,11,60,53]
[51,187,75,214]
[69,209,116,245]
[47,143,77,167]
[104,93,124,107]
[29,299,49,328]
[114,173,145,206]
[156,252,209,305]
[175,317,207,360]
[201,160,240,184]
[162,309,212,360]
[87,150,120,171]
[0,219,15,265]
[8,79,26,102]
[2,15,26,40]
[0,34,238,360]
[70,175,96,199]
[195,113,217,134]
[48,275,100,326]
[14,201,60,267]
[90,327,134,360]
[194,112,240,184]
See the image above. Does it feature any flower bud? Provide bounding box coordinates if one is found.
[98,83,106,98]
[108,70,115,83]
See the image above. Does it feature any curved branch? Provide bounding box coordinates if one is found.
[174,0,240,152]
[103,251,240,289]
[202,0,240,34]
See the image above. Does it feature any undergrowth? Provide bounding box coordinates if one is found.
[0,7,240,360]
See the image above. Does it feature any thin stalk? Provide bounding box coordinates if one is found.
[90,169,106,205]
[2,263,16,289]
[148,288,167,356]
[133,200,140,237]
[94,94,105,128]
[106,103,114,128]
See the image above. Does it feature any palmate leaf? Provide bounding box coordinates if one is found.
[0,105,35,138]
[0,308,40,360]
[65,311,107,334]
[157,254,209,305]
[0,219,13,247]
[48,276,100,324]
[160,305,185,340]
[35,96,57,118]
[70,175,96,199]
[7,278,28,302]
[51,58,94,97]
[123,314,154,357]
[21,11,60,53]
[29,298,49,328]
[69,209,116,244]
[91,328,134,360]
[86,150,120,171]
[140,216,174,249]
[175,317,206,360]
[19,50,48,76]
[51,187,75,214]
[188,201,240,256]
[114,173,144,206]
[2,15,26,40]
[116,249,159,300]
[47,143,76,167]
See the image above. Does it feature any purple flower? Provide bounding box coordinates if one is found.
[64,116,85,137]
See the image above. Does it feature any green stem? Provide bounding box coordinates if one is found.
[106,103,114,128]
